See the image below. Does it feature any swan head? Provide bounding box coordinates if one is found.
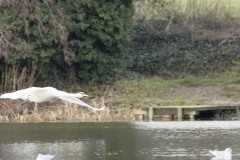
[225,148,232,153]
[76,92,88,97]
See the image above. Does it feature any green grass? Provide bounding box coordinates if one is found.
[115,69,240,93]
[110,68,240,108]
[177,0,240,17]
[171,97,185,105]
[217,72,240,84]
[82,64,240,109]
[221,85,240,99]
[221,86,237,98]
[172,76,213,86]
[194,99,206,105]
[173,71,240,86]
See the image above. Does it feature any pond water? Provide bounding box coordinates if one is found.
[0,121,239,160]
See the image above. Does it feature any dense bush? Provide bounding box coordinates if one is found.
[0,0,134,87]
[1,0,240,88]
[67,0,134,83]
[128,20,240,77]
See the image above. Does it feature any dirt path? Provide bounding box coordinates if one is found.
[167,85,240,105]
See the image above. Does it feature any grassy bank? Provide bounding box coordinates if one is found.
[1,67,240,122]
[178,0,240,17]
[130,0,240,79]
[1,0,240,122]
[111,70,240,108]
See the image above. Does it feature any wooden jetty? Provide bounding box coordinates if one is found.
[134,105,239,121]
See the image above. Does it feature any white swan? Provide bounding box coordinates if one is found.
[0,87,105,111]
[209,148,232,160]
[36,153,54,160]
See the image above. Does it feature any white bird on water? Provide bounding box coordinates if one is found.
[36,154,54,160]
[0,87,105,111]
[209,148,232,160]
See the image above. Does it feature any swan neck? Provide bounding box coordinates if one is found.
[57,92,82,98]
[68,93,82,97]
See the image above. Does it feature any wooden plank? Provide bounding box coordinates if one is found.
[139,114,143,121]
[155,108,177,115]
[154,109,197,115]
[134,110,148,115]
[153,105,223,108]
[184,106,236,111]
[183,110,196,115]
[190,115,195,121]
[184,107,220,111]
[134,105,237,122]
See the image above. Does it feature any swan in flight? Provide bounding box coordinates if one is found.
[209,148,232,160]
[0,87,105,111]
[36,153,54,160]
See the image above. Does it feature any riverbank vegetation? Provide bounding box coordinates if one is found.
[1,0,240,122]
[2,67,240,122]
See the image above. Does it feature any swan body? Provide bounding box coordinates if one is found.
[36,154,54,160]
[0,87,105,111]
[209,148,232,159]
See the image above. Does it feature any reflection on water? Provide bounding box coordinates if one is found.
[1,140,105,160]
[132,121,240,160]
[0,121,239,160]
[133,121,240,130]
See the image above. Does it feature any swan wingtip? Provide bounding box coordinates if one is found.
[102,106,106,109]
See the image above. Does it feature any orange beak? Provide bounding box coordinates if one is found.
[83,93,88,97]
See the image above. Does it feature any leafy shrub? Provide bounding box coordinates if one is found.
[128,20,240,77]
[0,0,134,85]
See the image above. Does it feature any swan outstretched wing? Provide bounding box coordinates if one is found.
[1,87,105,111]
[57,96,105,111]
[0,87,42,99]
[36,153,54,160]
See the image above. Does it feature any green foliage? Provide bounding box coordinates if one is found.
[0,0,134,84]
[128,20,240,78]
[171,97,185,105]
[67,0,134,83]
[221,85,240,99]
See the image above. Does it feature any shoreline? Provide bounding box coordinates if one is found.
[1,77,240,122]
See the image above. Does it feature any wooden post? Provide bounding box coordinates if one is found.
[139,114,143,121]
[149,107,153,121]
[189,115,194,121]
[178,107,182,121]
[218,107,222,119]
[214,113,220,120]
[236,106,240,119]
